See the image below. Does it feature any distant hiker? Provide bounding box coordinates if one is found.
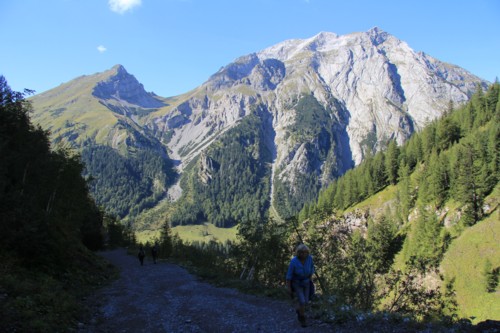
[138,246,145,266]
[286,244,315,327]
[151,242,159,264]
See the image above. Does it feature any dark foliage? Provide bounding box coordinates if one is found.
[0,76,105,262]
[170,112,273,227]
[0,76,116,332]
[81,144,175,218]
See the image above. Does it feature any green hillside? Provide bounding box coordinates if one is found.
[441,201,499,323]
[292,81,500,322]
[29,66,177,219]
[30,68,119,145]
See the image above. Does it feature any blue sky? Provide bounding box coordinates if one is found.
[1,0,499,97]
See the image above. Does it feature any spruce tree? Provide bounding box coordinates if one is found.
[483,259,499,293]
[367,212,398,274]
[371,152,387,191]
[437,117,461,152]
[428,150,449,208]
[159,217,173,257]
[453,143,483,226]
[397,159,412,223]
[406,135,423,170]
[405,206,442,266]
[385,140,400,185]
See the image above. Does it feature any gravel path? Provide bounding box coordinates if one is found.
[80,248,334,332]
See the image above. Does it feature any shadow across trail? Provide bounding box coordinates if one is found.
[80,248,333,333]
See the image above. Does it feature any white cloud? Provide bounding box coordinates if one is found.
[97,45,107,53]
[109,0,142,14]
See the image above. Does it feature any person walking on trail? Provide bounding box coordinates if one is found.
[286,244,315,327]
[151,242,159,264]
[138,246,145,266]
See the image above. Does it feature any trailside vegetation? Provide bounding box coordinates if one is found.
[0,77,118,332]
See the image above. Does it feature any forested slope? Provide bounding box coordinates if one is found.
[296,81,499,322]
[0,77,116,332]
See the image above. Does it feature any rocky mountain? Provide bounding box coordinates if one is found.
[30,65,176,218]
[30,28,489,226]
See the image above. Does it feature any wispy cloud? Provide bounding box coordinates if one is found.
[109,0,142,14]
[97,45,107,53]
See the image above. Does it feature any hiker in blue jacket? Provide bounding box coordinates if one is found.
[286,244,315,327]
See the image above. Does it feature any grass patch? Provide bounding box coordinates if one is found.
[173,223,238,243]
[135,223,239,244]
[345,185,397,216]
[440,210,500,323]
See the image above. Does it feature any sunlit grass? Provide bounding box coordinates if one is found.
[440,210,500,323]
[135,223,238,245]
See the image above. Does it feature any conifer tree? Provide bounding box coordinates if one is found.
[453,143,483,226]
[367,212,398,274]
[488,123,500,187]
[405,206,443,266]
[472,83,488,127]
[333,178,345,209]
[422,123,437,157]
[159,217,173,257]
[371,152,387,191]
[406,135,423,170]
[437,117,461,152]
[483,259,499,293]
[486,82,499,116]
[397,159,412,222]
[428,150,449,207]
[385,140,400,185]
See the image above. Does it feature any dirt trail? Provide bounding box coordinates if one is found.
[80,248,334,332]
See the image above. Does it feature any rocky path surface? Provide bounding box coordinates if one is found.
[80,248,334,332]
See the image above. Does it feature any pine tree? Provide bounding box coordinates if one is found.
[159,217,173,257]
[405,206,443,266]
[385,140,400,185]
[428,150,449,207]
[488,123,500,187]
[486,82,499,116]
[483,259,499,293]
[397,159,412,223]
[406,135,423,170]
[371,152,387,191]
[367,212,398,274]
[437,117,461,152]
[472,83,488,127]
[333,178,345,209]
[422,123,437,157]
[453,143,483,226]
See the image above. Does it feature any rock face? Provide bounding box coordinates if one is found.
[146,27,487,219]
[93,65,165,109]
[30,28,489,223]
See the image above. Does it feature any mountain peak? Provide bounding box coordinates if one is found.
[93,65,165,108]
[367,26,390,45]
[311,31,339,41]
[368,26,385,34]
[111,64,127,74]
